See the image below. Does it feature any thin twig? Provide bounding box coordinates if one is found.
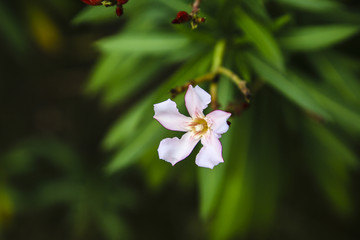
[170,72,215,99]
[191,0,201,15]
[170,66,251,104]
[210,75,220,109]
[217,66,251,102]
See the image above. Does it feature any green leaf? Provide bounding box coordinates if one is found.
[249,53,360,132]
[86,53,141,94]
[309,52,360,104]
[102,98,150,150]
[212,114,253,240]
[235,8,284,70]
[87,46,201,107]
[106,121,163,173]
[101,59,164,106]
[242,0,271,22]
[288,70,360,133]
[212,92,283,239]
[276,0,341,12]
[211,40,226,72]
[305,84,360,133]
[157,0,191,12]
[198,80,234,220]
[280,25,359,51]
[96,33,191,55]
[247,92,280,232]
[272,14,292,31]
[72,6,116,25]
[247,53,331,119]
[305,119,357,215]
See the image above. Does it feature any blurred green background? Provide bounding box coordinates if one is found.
[1,0,360,239]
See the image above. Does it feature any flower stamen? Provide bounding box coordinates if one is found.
[189,118,209,137]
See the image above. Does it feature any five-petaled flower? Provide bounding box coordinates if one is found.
[153,85,231,169]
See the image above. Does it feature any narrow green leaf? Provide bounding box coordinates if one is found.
[309,120,357,167]
[157,0,190,11]
[247,53,331,119]
[276,0,341,12]
[306,86,360,133]
[247,92,280,232]
[96,33,190,54]
[242,0,271,22]
[272,14,292,31]
[106,121,163,173]
[289,71,360,133]
[309,52,360,104]
[102,99,150,150]
[212,114,253,240]
[86,53,140,94]
[72,6,115,25]
[280,25,359,51]
[211,40,226,72]
[198,80,233,220]
[101,60,164,106]
[235,8,284,70]
[305,119,357,215]
[249,53,360,132]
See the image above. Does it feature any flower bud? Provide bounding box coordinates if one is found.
[116,5,123,16]
[81,0,103,5]
[171,11,192,24]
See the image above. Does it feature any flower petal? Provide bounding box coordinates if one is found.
[206,110,231,136]
[185,85,211,118]
[195,133,224,169]
[154,99,192,132]
[158,132,199,166]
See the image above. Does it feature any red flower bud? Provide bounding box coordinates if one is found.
[117,0,128,4]
[171,11,191,24]
[116,5,123,16]
[171,19,181,24]
[81,0,103,5]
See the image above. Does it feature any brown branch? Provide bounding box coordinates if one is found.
[191,0,201,15]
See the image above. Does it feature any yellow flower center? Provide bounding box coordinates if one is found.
[189,117,209,138]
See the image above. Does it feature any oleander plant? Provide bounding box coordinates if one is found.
[1,0,360,239]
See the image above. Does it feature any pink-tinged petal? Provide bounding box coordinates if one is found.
[185,85,211,118]
[154,99,192,132]
[195,133,224,169]
[206,110,231,135]
[158,132,199,166]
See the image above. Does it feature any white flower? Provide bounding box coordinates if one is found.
[153,85,231,169]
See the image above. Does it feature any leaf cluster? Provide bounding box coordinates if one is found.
[72,0,360,238]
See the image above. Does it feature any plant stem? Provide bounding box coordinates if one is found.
[217,66,251,102]
[208,40,226,109]
[170,67,251,103]
[191,0,201,15]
